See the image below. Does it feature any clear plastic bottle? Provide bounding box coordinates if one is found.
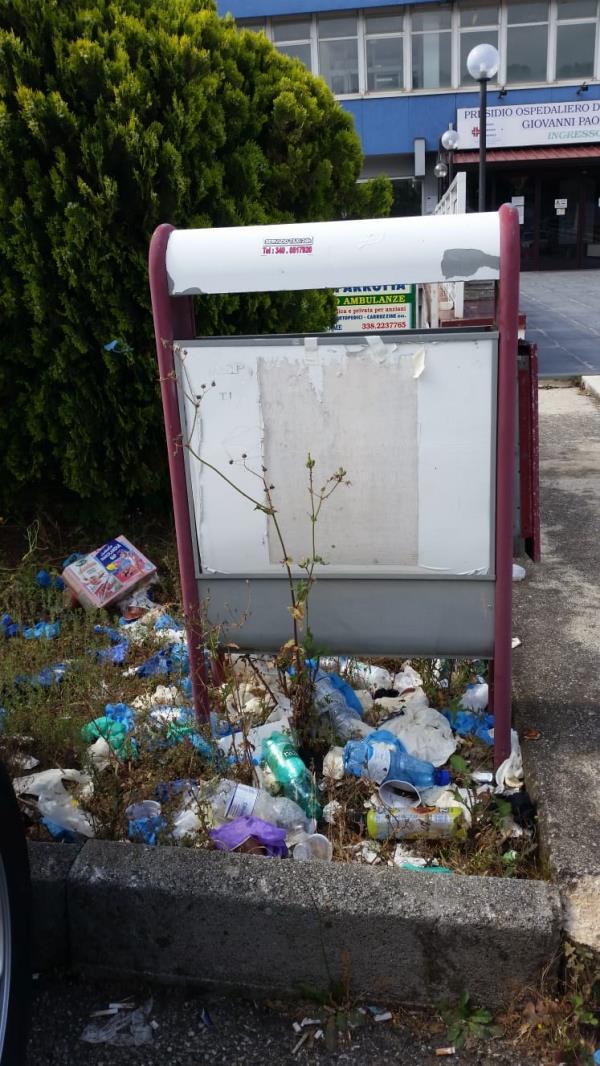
[367,806,462,841]
[203,777,315,833]
[262,732,322,819]
[343,729,451,789]
[313,670,373,741]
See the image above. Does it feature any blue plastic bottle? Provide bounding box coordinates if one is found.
[343,729,451,789]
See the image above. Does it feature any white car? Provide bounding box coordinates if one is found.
[0,761,30,1064]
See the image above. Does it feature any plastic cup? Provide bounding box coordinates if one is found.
[292,833,333,862]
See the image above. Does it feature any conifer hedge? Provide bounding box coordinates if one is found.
[0,0,391,517]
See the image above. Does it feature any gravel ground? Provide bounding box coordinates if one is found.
[26,974,540,1066]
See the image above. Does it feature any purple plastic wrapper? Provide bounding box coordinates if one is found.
[210,816,289,857]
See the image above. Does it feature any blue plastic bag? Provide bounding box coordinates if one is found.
[22,620,61,640]
[442,708,494,746]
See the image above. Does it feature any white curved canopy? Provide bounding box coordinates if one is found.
[166,211,500,295]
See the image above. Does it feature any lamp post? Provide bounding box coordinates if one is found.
[466,43,499,212]
[433,158,448,200]
[440,124,459,185]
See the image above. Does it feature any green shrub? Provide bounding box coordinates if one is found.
[0,0,391,520]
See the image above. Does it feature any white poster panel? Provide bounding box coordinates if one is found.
[457,99,600,150]
[177,335,496,578]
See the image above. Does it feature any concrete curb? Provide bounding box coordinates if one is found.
[28,841,82,972]
[581,375,600,402]
[30,839,561,1007]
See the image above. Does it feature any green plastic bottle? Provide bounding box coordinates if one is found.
[262,732,322,819]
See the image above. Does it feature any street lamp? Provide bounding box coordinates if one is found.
[466,42,499,212]
[433,160,448,179]
[440,124,459,184]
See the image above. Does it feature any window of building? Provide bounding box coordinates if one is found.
[364,8,405,92]
[555,0,598,80]
[237,2,600,96]
[460,3,500,85]
[272,17,313,68]
[318,14,359,94]
[237,18,267,34]
[411,5,452,89]
[389,178,422,216]
[506,1,549,84]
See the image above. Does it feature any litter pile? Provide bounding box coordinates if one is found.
[1,534,537,876]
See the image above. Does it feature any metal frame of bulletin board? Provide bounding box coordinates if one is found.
[149,206,520,766]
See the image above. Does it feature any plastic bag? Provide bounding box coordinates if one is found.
[81,999,154,1046]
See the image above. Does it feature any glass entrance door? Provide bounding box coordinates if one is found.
[537,175,581,270]
[582,172,600,270]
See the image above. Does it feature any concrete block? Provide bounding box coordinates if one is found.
[68,841,561,1007]
[28,841,82,971]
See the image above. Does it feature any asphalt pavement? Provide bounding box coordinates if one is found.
[26,973,539,1066]
[520,271,600,378]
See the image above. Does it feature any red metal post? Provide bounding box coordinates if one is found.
[527,344,541,562]
[149,224,210,722]
[517,341,541,562]
[494,204,520,767]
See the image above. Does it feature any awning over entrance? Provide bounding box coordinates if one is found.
[454,145,600,164]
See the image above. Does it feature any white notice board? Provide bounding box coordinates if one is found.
[177,333,497,578]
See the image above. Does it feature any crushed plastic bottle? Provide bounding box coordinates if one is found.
[200,777,315,834]
[343,729,451,789]
[125,800,166,845]
[262,732,322,819]
[313,670,372,741]
[367,805,462,841]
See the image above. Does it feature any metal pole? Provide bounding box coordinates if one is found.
[149,224,211,723]
[448,151,454,185]
[493,203,520,767]
[478,77,487,212]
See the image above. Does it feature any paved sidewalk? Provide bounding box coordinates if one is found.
[26,974,538,1066]
[520,272,600,378]
[513,383,600,950]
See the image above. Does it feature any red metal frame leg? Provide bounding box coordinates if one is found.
[494,204,520,768]
[149,224,210,722]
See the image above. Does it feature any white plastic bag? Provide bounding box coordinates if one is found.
[379,704,457,767]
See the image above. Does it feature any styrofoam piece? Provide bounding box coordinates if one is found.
[166,213,501,295]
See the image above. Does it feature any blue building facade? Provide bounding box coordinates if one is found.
[218,0,600,269]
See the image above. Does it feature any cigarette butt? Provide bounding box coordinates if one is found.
[292,1032,309,1055]
[435,1047,456,1057]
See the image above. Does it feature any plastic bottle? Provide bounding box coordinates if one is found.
[367,805,462,841]
[313,670,373,741]
[202,777,316,833]
[343,729,451,789]
[262,732,322,819]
